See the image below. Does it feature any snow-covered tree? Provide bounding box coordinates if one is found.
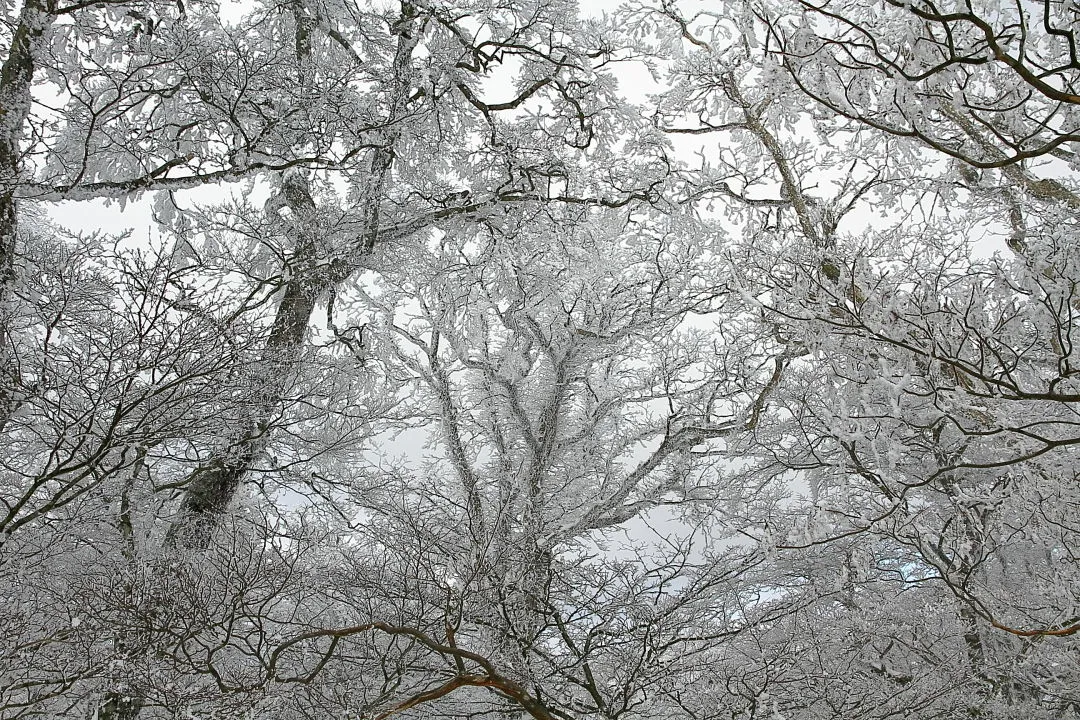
[646,0,1080,716]
[2,0,1078,719]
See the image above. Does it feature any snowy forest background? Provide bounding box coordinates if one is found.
[2,0,1079,718]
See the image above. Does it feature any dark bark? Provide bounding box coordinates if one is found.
[166,172,321,549]
[165,4,421,550]
[96,691,143,720]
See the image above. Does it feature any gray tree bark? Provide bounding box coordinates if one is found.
[165,1,420,549]
[0,0,53,432]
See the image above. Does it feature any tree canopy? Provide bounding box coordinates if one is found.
[1,1,1077,719]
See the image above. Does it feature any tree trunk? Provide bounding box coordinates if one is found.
[165,1,420,550]
[166,171,321,548]
[0,0,53,431]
